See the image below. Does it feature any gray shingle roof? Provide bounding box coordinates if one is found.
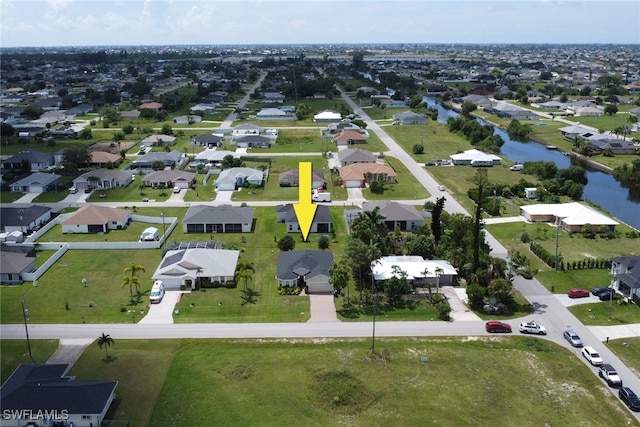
[276,250,334,281]
[183,204,254,224]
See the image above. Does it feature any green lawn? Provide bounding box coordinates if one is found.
[64,338,640,427]
[361,157,430,200]
[38,215,169,243]
[568,300,640,326]
[536,269,610,294]
[608,337,640,374]
[1,339,59,383]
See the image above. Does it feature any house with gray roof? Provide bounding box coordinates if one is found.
[191,134,224,148]
[279,169,325,188]
[392,111,427,125]
[459,94,495,108]
[262,91,286,103]
[275,204,332,234]
[611,256,640,304]
[257,108,294,120]
[131,150,183,169]
[2,150,55,171]
[0,250,36,284]
[337,148,377,166]
[0,206,52,234]
[140,134,177,146]
[0,363,118,427]
[152,248,240,290]
[183,204,255,233]
[232,134,276,148]
[73,169,133,191]
[142,170,196,189]
[215,167,264,191]
[484,102,539,120]
[362,201,424,232]
[9,172,61,193]
[276,250,334,293]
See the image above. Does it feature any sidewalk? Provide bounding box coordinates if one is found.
[588,324,640,342]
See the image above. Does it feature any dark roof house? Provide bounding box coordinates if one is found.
[276,250,334,293]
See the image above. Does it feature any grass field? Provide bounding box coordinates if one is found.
[568,300,640,326]
[609,337,640,377]
[0,340,59,384]
[361,156,430,201]
[63,337,640,427]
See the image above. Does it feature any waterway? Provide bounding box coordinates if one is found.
[422,97,640,230]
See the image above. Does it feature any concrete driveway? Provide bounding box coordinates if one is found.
[138,291,182,324]
[555,293,601,307]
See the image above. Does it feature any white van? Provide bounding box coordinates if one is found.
[149,280,165,304]
[510,164,524,171]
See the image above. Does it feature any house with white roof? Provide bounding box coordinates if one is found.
[519,202,618,233]
[371,255,458,287]
[152,248,240,290]
[215,167,264,191]
[449,149,501,166]
[313,111,342,122]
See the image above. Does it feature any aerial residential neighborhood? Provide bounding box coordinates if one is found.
[1,2,640,424]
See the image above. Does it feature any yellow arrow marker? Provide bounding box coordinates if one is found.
[293,162,318,241]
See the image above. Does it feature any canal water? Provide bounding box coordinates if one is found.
[422,97,640,230]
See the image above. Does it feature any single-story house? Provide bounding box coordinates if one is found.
[190,103,216,114]
[89,151,122,168]
[232,123,262,136]
[459,94,495,108]
[2,150,55,171]
[558,124,598,141]
[587,137,637,155]
[0,363,118,427]
[449,149,502,166]
[371,255,458,287]
[326,121,361,134]
[484,102,539,120]
[575,106,603,117]
[279,169,325,188]
[337,148,377,166]
[215,167,264,191]
[0,206,52,234]
[61,205,132,234]
[262,92,286,103]
[257,108,294,120]
[183,204,255,233]
[142,170,196,189]
[0,250,36,284]
[380,99,407,108]
[152,248,240,290]
[9,172,61,193]
[276,204,332,234]
[519,202,619,233]
[362,201,424,232]
[233,134,275,148]
[131,151,183,170]
[338,163,397,188]
[333,129,368,146]
[392,111,427,125]
[276,250,334,294]
[173,115,202,124]
[73,169,133,191]
[195,149,240,165]
[120,109,141,119]
[191,134,224,148]
[314,111,342,122]
[610,256,640,304]
[140,134,177,146]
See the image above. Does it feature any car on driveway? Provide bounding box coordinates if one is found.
[519,321,546,335]
[619,387,640,412]
[581,346,603,366]
[485,321,512,333]
[599,364,623,387]
[567,288,590,298]
[599,289,618,301]
[591,286,609,296]
[563,329,583,347]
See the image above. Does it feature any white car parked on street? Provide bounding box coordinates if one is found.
[582,346,604,366]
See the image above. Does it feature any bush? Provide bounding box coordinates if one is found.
[278,286,302,296]
[369,180,385,194]
[412,144,424,154]
[224,280,237,289]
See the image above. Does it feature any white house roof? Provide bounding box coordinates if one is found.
[520,202,619,226]
[314,111,342,120]
[195,150,240,162]
[371,256,457,281]
[153,248,240,281]
[449,149,501,162]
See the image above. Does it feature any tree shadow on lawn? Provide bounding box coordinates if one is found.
[127,290,150,307]
[240,288,260,306]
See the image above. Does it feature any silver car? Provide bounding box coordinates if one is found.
[563,329,583,347]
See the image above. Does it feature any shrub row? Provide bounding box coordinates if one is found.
[278,286,302,296]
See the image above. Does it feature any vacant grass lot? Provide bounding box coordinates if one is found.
[568,300,640,326]
[609,337,640,377]
[361,157,430,201]
[64,338,639,427]
[38,216,168,243]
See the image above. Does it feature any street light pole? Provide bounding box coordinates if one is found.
[21,300,34,363]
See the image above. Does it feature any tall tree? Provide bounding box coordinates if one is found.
[97,333,114,359]
[235,262,255,291]
[124,262,145,294]
[472,169,488,273]
[430,197,445,244]
[121,276,138,302]
[329,258,351,298]
[383,265,411,308]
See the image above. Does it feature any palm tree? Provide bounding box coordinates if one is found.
[121,275,138,302]
[235,263,255,291]
[124,262,145,294]
[97,333,114,359]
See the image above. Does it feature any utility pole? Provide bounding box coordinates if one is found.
[21,300,34,363]
[555,217,560,270]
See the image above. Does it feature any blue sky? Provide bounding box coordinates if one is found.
[1,0,639,47]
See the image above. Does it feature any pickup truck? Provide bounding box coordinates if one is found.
[599,364,623,387]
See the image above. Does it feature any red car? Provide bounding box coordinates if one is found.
[485,321,512,333]
[568,288,590,298]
